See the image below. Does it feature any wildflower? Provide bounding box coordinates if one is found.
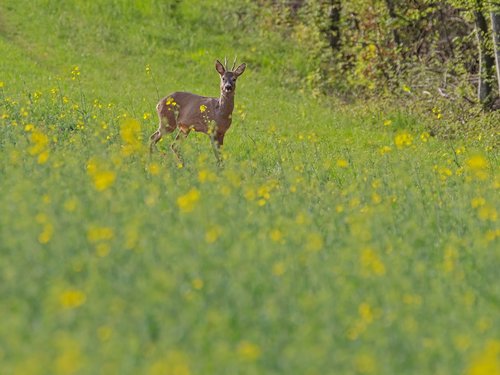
[237,341,261,361]
[205,226,222,243]
[269,229,283,243]
[306,232,323,252]
[165,96,175,106]
[437,166,453,181]
[120,118,143,156]
[87,226,114,243]
[394,132,413,148]
[371,192,382,204]
[467,340,500,375]
[467,155,488,170]
[71,66,80,80]
[443,246,458,273]
[199,104,207,113]
[145,64,151,76]
[466,155,489,180]
[87,158,116,191]
[149,351,191,375]
[361,248,385,276]
[64,198,78,212]
[336,158,349,168]
[478,206,497,222]
[149,162,160,176]
[177,188,200,213]
[95,243,111,257]
[29,129,49,155]
[0,81,4,88]
[420,132,430,142]
[383,119,392,126]
[198,169,216,183]
[192,278,204,290]
[38,222,54,244]
[379,145,392,155]
[37,150,49,164]
[355,353,377,374]
[471,197,486,208]
[92,170,116,191]
[60,289,86,309]
[143,112,151,120]
[55,334,84,375]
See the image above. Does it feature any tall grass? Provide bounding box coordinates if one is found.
[0,1,499,374]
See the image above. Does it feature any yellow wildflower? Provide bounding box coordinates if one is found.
[37,150,49,164]
[199,104,207,113]
[336,158,349,168]
[467,340,500,375]
[38,223,54,244]
[192,278,204,290]
[237,341,262,361]
[149,162,160,176]
[379,145,392,155]
[60,289,86,309]
[92,170,116,191]
[478,205,497,222]
[467,155,488,170]
[355,353,377,374]
[29,129,49,155]
[120,118,143,156]
[471,197,486,208]
[177,188,200,213]
[87,226,114,243]
[71,65,80,80]
[361,248,386,276]
[306,232,324,252]
[394,132,413,148]
[205,226,222,243]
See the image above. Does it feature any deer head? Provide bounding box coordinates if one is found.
[215,57,246,95]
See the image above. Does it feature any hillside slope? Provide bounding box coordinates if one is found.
[1,1,499,374]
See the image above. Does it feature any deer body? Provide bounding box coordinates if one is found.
[150,59,246,162]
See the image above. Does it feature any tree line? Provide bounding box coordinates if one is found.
[257,0,500,109]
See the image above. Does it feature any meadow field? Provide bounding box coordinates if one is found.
[0,1,499,374]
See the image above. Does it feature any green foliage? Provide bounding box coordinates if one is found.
[1,1,500,374]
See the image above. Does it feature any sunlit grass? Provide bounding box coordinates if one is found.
[0,1,499,374]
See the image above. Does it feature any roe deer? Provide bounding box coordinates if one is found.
[150,57,246,163]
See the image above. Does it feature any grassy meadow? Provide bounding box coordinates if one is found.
[0,1,499,374]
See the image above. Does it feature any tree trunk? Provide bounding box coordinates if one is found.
[385,0,401,47]
[327,0,342,50]
[491,9,500,94]
[474,1,495,104]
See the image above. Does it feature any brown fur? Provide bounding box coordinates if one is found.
[150,60,246,163]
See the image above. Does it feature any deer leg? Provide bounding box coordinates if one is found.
[150,104,177,154]
[170,127,189,166]
[210,132,224,165]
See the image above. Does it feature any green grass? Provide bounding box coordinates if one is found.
[0,1,499,374]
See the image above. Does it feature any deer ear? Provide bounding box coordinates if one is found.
[215,60,225,75]
[233,63,246,77]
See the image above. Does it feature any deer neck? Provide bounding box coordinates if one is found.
[218,91,235,118]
